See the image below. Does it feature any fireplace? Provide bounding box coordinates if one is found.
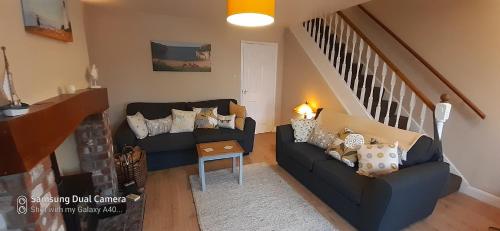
[0,89,120,231]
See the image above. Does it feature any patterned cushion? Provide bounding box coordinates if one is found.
[126,112,148,139]
[369,138,407,165]
[290,118,317,143]
[325,128,364,167]
[145,115,172,136]
[357,142,399,177]
[170,109,197,133]
[218,114,236,129]
[307,125,336,149]
[193,107,218,129]
[230,102,247,131]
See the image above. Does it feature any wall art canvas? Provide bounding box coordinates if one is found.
[21,0,73,42]
[151,41,211,72]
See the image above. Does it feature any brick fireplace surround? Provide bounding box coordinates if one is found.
[0,89,118,231]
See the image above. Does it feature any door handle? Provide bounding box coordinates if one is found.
[242,90,248,94]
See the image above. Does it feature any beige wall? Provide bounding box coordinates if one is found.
[0,1,90,175]
[347,0,500,196]
[0,0,90,104]
[83,5,285,129]
[280,29,346,125]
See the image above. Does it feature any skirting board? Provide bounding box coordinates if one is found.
[460,183,500,209]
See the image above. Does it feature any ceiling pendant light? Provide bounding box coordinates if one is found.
[227,0,275,27]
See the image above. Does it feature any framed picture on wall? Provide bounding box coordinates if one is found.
[151,41,211,72]
[20,0,73,42]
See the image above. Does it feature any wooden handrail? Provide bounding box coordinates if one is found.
[358,5,486,119]
[337,11,436,111]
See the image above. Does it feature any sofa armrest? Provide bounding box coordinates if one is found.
[276,124,294,163]
[360,161,450,231]
[114,120,138,152]
[241,117,256,153]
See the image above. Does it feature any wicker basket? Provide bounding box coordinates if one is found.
[115,146,147,190]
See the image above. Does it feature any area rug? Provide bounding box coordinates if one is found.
[189,163,337,231]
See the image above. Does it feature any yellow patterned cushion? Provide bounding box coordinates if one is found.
[357,142,399,177]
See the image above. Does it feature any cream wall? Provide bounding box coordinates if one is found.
[345,0,500,197]
[280,29,346,125]
[83,5,284,130]
[0,0,90,105]
[0,1,90,175]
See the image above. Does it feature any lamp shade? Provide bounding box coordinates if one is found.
[227,0,275,27]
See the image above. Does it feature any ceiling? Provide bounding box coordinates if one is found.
[81,0,371,26]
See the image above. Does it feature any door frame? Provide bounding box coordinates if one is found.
[240,40,279,133]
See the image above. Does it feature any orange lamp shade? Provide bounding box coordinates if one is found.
[227,0,275,27]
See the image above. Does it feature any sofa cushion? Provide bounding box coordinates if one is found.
[283,143,329,171]
[137,132,195,153]
[127,102,187,119]
[193,128,245,143]
[187,99,236,116]
[314,160,371,204]
[402,136,439,167]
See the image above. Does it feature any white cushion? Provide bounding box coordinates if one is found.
[145,115,172,136]
[291,118,317,143]
[218,114,236,129]
[357,142,399,177]
[126,112,148,139]
[170,109,196,133]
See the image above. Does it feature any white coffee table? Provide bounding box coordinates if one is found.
[196,140,244,192]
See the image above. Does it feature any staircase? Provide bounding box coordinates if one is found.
[297,12,462,197]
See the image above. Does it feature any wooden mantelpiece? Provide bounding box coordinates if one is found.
[0,88,109,176]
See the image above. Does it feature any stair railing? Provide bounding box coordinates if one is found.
[303,12,449,133]
[358,5,485,120]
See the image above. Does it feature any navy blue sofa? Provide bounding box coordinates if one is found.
[114,99,256,171]
[276,124,449,231]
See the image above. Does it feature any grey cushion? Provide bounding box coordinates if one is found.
[137,132,195,153]
[402,136,440,168]
[284,143,329,171]
[313,160,370,204]
[193,128,245,143]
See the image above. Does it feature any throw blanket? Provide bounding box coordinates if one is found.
[317,111,424,151]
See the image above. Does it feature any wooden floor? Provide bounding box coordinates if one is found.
[143,133,500,231]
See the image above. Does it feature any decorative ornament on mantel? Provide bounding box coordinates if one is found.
[1,46,29,117]
[89,64,101,89]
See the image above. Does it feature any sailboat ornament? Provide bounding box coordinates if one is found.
[1,46,29,117]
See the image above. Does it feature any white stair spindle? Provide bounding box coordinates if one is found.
[384,72,396,125]
[335,19,344,68]
[341,27,351,78]
[326,14,333,60]
[361,47,371,102]
[367,55,379,111]
[407,92,416,130]
[311,18,316,41]
[375,63,387,121]
[356,40,365,96]
[395,82,406,128]
[331,14,339,65]
[321,14,328,50]
[347,33,357,88]
[419,104,427,133]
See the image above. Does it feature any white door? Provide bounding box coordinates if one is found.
[241,41,278,134]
